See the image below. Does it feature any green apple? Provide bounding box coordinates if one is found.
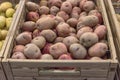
[1,30,8,40]
[6,8,15,17]
[6,18,12,30]
[0,41,3,51]
[0,2,12,12]
[0,16,6,29]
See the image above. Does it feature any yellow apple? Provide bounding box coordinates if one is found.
[6,8,15,17]
[6,18,12,30]
[0,2,12,12]
[1,29,8,40]
[0,16,6,29]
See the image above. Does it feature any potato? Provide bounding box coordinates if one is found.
[42,43,52,54]
[13,45,25,53]
[49,42,67,59]
[54,16,65,26]
[26,12,39,22]
[90,57,102,60]
[63,36,79,48]
[32,29,41,38]
[94,25,107,40]
[88,42,108,57]
[61,1,72,14]
[57,11,69,21]
[77,15,99,30]
[31,36,46,49]
[69,33,77,38]
[36,16,55,30]
[39,6,49,15]
[40,54,54,60]
[56,22,70,37]
[50,6,60,16]
[40,0,48,6]
[54,37,64,43]
[71,12,79,20]
[21,21,36,32]
[67,18,78,28]
[79,0,87,10]
[11,52,26,59]
[66,0,78,7]
[69,27,76,33]
[79,32,98,48]
[58,54,72,60]
[80,12,87,17]
[69,43,87,59]
[48,0,62,8]
[88,10,103,24]
[83,1,95,12]
[72,7,81,14]
[26,2,40,11]
[77,26,93,38]
[16,32,32,45]
[24,43,42,59]
[40,29,57,42]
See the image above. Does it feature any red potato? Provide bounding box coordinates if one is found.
[32,29,41,38]
[56,22,70,37]
[11,52,26,59]
[21,21,36,32]
[42,43,53,54]
[26,12,39,22]
[69,33,77,38]
[63,36,79,48]
[67,18,78,28]
[50,6,60,16]
[66,0,78,7]
[16,32,32,45]
[40,0,48,6]
[77,26,93,38]
[31,36,46,49]
[26,1,40,11]
[61,1,72,14]
[58,54,72,60]
[90,57,102,60]
[24,43,42,59]
[48,0,62,8]
[39,6,50,15]
[79,0,88,10]
[13,45,25,53]
[77,15,99,30]
[40,54,54,60]
[69,43,87,59]
[80,12,87,17]
[36,16,55,30]
[71,12,79,20]
[69,27,76,33]
[49,42,68,59]
[83,1,95,12]
[88,42,108,57]
[79,32,98,48]
[57,11,69,21]
[88,10,103,24]
[54,37,64,43]
[40,29,57,42]
[94,25,107,40]
[72,7,81,14]
[54,16,65,26]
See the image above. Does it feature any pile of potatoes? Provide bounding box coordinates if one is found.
[11,0,108,61]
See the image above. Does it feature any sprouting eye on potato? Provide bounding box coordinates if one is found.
[12,0,108,61]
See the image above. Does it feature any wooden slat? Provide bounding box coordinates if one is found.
[81,77,106,80]
[14,77,33,80]
[0,59,6,80]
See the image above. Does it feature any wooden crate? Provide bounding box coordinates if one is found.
[2,0,118,80]
[0,0,23,80]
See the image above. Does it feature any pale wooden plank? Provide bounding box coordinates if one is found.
[81,77,106,80]
[14,77,33,80]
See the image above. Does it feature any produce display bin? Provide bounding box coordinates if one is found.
[104,0,120,80]
[0,0,23,80]
[2,0,118,80]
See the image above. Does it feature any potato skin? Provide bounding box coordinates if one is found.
[72,7,81,14]
[58,54,72,60]
[48,0,62,8]
[21,21,36,32]
[79,32,98,48]
[56,22,70,37]
[63,36,79,48]
[54,16,65,26]
[49,42,68,59]
[24,43,42,59]
[94,25,107,40]
[77,26,93,38]
[83,1,95,12]
[39,6,50,15]
[12,52,26,59]
[57,11,69,21]
[88,42,108,57]
[40,54,54,60]
[61,1,72,14]
[26,12,39,22]
[69,43,87,59]
[66,0,78,7]
[31,36,46,49]
[16,32,32,45]
[40,29,57,42]
[13,45,25,53]
[42,43,53,54]
[54,37,64,43]
[50,6,60,16]
[90,57,102,60]
[26,2,40,11]
[67,18,78,28]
